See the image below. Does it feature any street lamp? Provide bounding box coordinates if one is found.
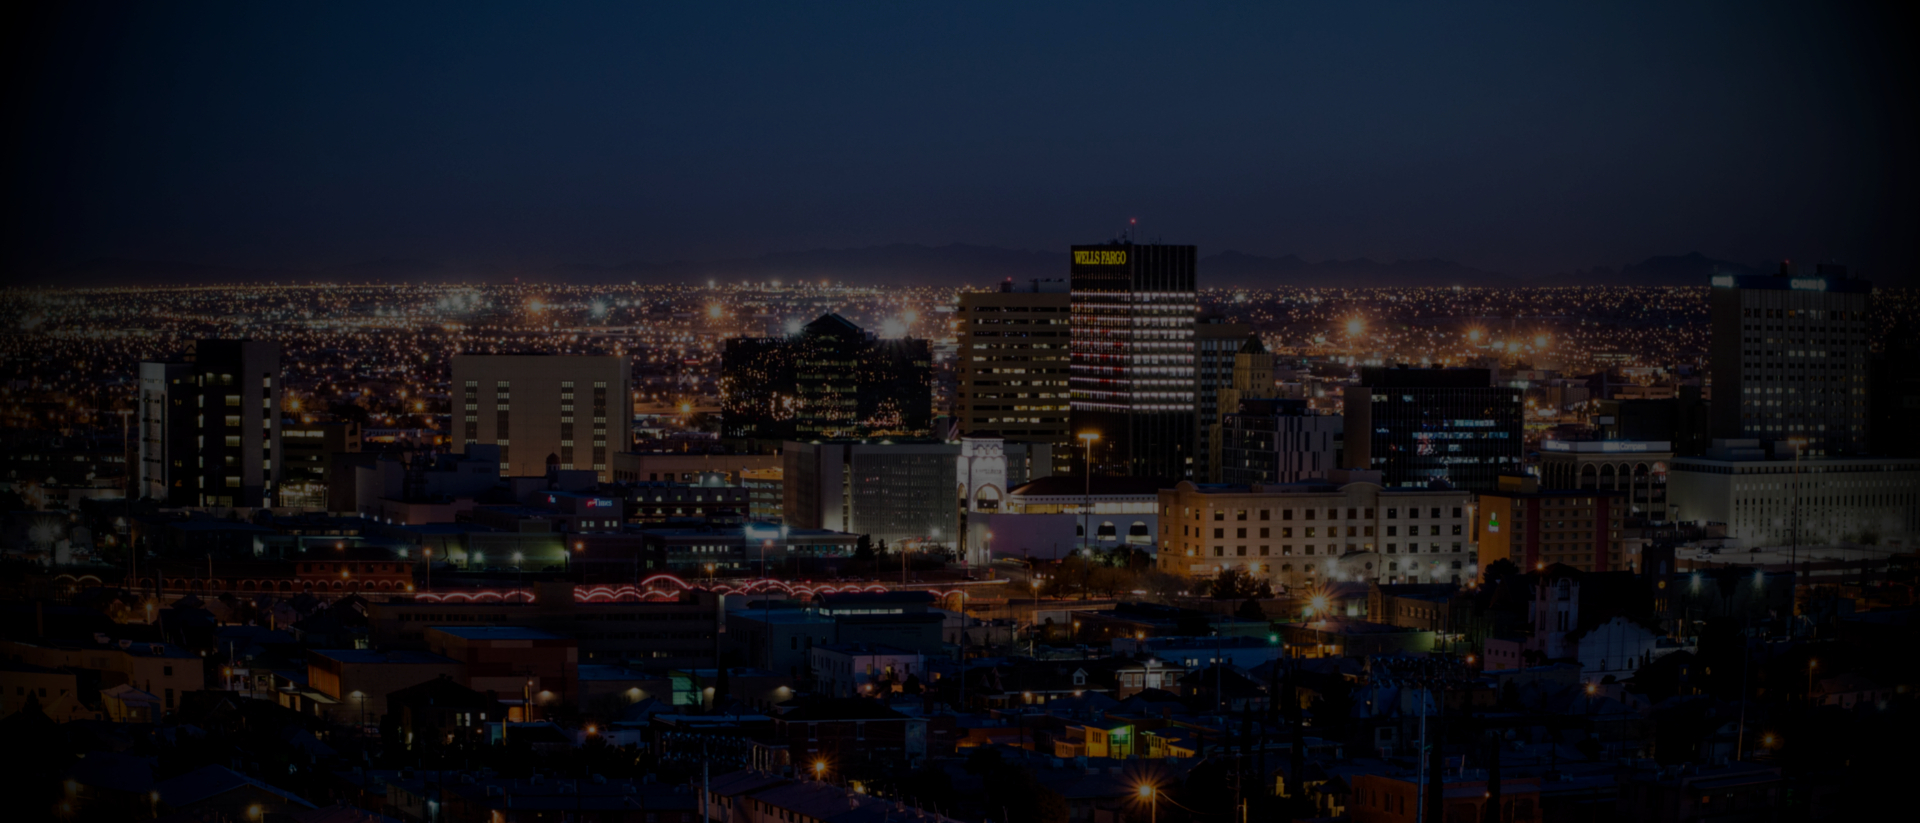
[1137,783,1156,823]
[1078,433,1100,553]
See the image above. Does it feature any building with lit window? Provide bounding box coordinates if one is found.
[721,314,932,446]
[1709,263,1872,457]
[1222,398,1343,485]
[279,420,360,512]
[961,474,1164,562]
[450,354,632,481]
[782,440,957,547]
[1157,469,1473,592]
[138,339,283,508]
[1194,317,1253,483]
[956,279,1073,475]
[1536,439,1673,522]
[1069,242,1199,480]
[1474,474,1626,574]
[1667,438,1919,549]
[1342,366,1520,492]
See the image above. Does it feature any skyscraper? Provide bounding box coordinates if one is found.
[1069,242,1198,480]
[955,278,1073,475]
[1343,366,1521,491]
[138,339,283,507]
[1195,320,1257,482]
[1709,263,1872,456]
[721,314,933,446]
[450,354,632,481]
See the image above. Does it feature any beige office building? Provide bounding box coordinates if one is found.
[1157,469,1474,591]
[955,280,1073,475]
[451,354,631,481]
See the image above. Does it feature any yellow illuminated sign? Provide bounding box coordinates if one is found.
[1073,250,1127,265]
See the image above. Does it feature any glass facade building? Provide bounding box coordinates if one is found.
[721,314,933,446]
[1069,242,1198,480]
[1343,366,1521,491]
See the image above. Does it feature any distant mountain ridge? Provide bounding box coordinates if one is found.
[14,246,1769,289]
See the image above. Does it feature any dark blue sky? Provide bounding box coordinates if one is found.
[8,2,1913,281]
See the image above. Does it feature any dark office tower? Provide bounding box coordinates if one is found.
[1222,398,1343,485]
[721,314,933,447]
[1343,366,1521,491]
[1709,263,1872,457]
[1194,316,1253,482]
[956,279,1074,475]
[138,339,283,507]
[1069,242,1199,479]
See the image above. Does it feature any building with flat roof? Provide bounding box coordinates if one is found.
[1157,470,1474,591]
[302,648,464,725]
[450,353,632,481]
[138,338,283,507]
[1538,439,1674,522]
[1069,241,1199,481]
[1709,263,1872,456]
[1667,438,1918,549]
[423,625,578,707]
[783,439,958,546]
[1475,474,1627,574]
[367,581,723,667]
[955,278,1074,475]
[1343,366,1521,492]
[611,451,780,484]
[1195,317,1254,483]
[1222,397,1343,485]
[962,474,1163,562]
[1275,618,1435,658]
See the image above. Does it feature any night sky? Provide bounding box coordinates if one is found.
[7,2,1914,282]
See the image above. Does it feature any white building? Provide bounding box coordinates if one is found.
[963,475,1163,562]
[1668,439,1918,549]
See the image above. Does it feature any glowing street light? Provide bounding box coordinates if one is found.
[1345,317,1365,337]
[1137,783,1157,823]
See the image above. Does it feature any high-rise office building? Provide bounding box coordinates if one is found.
[138,339,283,507]
[1342,366,1521,491]
[1221,398,1343,485]
[450,354,632,481]
[1709,263,1873,456]
[279,420,361,512]
[955,279,1073,475]
[1194,317,1253,483]
[1069,242,1198,480]
[721,314,933,446]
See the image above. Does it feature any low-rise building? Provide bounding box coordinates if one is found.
[963,475,1163,562]
[1668,438,1919,550]
[810,642,924,697]
[422,625,577,704]
[301,648,464,725]
[1158,470,1474,591]
[1475,474,1628,574]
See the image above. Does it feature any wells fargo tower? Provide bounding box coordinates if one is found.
[1069,241,1198,480]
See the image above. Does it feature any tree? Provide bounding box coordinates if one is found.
[1236,597,1268,622]
[1205,568,1273,601]
[852,535,875,563]
[1482,558,1519,586]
